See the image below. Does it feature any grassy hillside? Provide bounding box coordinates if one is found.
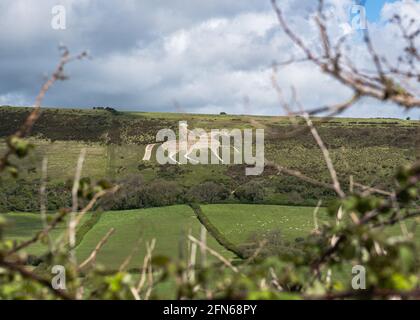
[0,106,419,212]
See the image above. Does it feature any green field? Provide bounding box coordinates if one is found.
[3,204,418,270]
[2,212,89,256]
[3,205,327,268]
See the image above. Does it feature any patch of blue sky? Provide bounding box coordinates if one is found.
[362,0,398,22]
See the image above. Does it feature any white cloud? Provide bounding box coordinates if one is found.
[0,0,418,119]
[381,0,420,21]
[0,93,27,106]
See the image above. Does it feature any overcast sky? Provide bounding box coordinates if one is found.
[0,0,419,118]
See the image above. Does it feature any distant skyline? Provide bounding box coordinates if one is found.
[0,0,418,119]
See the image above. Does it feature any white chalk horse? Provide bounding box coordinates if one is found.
[142,130,238,164]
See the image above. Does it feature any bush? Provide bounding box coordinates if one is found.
[234,180,265,202]
[186,181,230,203]
[0,180,71,212]
[46,182,72,210]
[141,180,184,207]
[101,178,188,210]
[157,165,188,179]
[100,175,144,210]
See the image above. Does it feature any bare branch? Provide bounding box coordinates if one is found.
[302,113,345,198]
[40,157,53,251]
[78,228,115,271]
[136,239,156,298]
[188,235,238,273]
